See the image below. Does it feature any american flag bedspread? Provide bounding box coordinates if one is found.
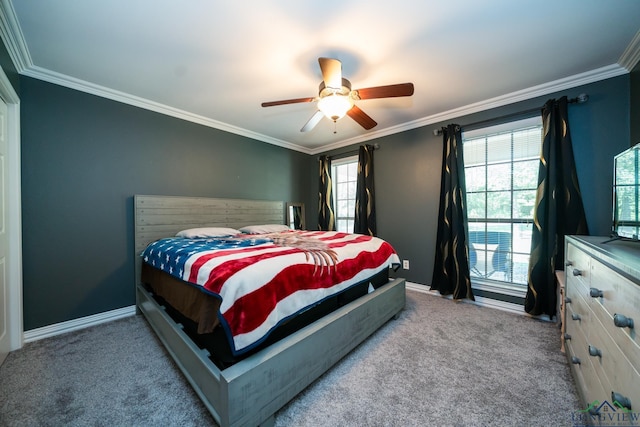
[142,230,400,355]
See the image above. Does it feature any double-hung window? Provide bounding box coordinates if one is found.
[331,156,358,233]
[462,117,542,293]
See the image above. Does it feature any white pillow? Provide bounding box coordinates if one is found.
[175,227,241,238]
[239,224,291,234]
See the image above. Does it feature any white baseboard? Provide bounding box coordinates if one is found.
[406,281,526,315]
[23,305,137,343]
[405,281,554,322]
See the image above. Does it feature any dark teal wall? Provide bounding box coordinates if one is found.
[631,62,640,146]
[20,76,312,330]
[0,38,19,94]
[316,75,631,286]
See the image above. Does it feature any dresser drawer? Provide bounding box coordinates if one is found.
[584,315,640,411]
[567,268,640,370]
[565,275,593,329]
[589,257,640,349]
[566,242,591,287]
[565,303,608,405]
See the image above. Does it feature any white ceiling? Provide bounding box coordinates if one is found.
[2,0,640,154]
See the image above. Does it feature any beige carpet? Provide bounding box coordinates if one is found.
[0,289,581,426]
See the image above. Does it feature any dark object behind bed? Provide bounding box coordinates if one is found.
[142,266,390,369]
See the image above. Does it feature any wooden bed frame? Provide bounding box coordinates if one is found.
[134,195,406,427]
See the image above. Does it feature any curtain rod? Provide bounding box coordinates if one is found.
[432,93,589,136]
[319,143,380,160]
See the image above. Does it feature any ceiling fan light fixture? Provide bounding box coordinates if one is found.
[317,94,354,121]
[261,58,414,132]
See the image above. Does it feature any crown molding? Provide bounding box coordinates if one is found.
[619,29,640,71]
[0,0,31,72]
[309,63,628,155]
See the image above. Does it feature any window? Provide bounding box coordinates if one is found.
[463,117,542,292]
[332,156,358,233]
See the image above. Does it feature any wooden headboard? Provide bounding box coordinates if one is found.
[134,195,285,285]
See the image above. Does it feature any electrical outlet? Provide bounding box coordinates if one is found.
[403,260,410,270]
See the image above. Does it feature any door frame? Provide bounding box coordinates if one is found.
[0,64,22,357]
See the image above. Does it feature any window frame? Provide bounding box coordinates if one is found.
[331,155,358,233]
[462,116,542,299]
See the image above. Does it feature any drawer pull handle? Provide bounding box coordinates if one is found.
[589,288,603,298]
[571,356,581,365]
[572,268,581,276]
[564,296,572,304]
[613,313,634,329]
[588,345,602,358]
[572,313,581,321]
[563,333,571,341]
[611,392,632,410]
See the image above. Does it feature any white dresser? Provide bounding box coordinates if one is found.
[564,235,640,413]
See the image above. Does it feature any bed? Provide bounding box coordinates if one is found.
[134,195,406,427]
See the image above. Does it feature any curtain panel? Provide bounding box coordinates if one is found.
[354,144,377,236]
[525,97,588,317]
[431,124,474,300]
[318,155,335,231]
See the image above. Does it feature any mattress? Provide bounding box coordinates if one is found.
[140,230,400,366]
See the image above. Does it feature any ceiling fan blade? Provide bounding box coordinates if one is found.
[347,105,377,130]
[261,97,316,107]
[300,110,324,132]
[353,83,414,100]
[318,57,342,89]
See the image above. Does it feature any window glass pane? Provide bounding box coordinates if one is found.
[337,199,348,217]
[466,193,485,219]
[487,164,511,191]
[347,199,355,216]
[513,127,541,160]
[487,133,511,164]
[511,253,529,284]
[485,221,511,237]
[468,222,487,233]
[336,167,348,182]
[347,162,357,178]
[463,137,486,167]
[337,182,348,199]
[486,191,511,218]
[465,165,486,192]
[513,190,536,219]
[470,246,488,278]
[513,222,533,253]
[513,159,539,189]
[347,181,357,199]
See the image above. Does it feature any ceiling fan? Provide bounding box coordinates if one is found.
[261,58,414,132]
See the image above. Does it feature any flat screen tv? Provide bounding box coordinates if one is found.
[612,143,640,240]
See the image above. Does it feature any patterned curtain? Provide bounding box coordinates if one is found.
[525,97,588,316]
[431,124,474,300]
[318,155,335,231]
[354,144,376,236]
